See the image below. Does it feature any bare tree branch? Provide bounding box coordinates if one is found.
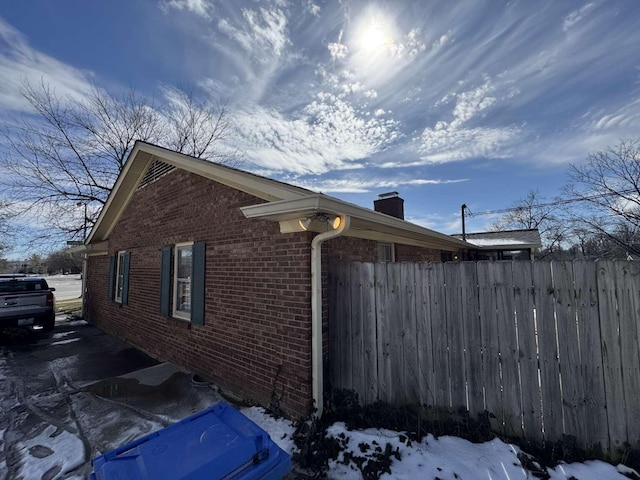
[0,80,242,244]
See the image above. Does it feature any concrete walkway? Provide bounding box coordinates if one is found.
[0,319,223,479]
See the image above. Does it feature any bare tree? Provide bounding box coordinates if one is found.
[489,189,566,253]
[1,80,240,244]
[564,139,640,256]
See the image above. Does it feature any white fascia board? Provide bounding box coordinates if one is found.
[241,194,475,250]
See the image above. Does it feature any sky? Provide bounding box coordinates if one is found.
[1,0,639,254]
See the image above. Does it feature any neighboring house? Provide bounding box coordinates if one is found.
[78,142,476,419]
[452,229,543,260]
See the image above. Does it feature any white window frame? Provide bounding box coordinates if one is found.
[173,242,193,321]
[377,242,395,262]
[114,251,126,304]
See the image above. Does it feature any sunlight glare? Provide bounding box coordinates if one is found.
[353,11,396,55]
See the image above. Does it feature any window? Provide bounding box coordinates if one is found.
[173,243,193,319]
[160,242,206,324]
[115,251,126,303]
[377,242,395,262]
[108,251,130,305]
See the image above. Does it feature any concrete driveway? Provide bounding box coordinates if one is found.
[0,320,223,479]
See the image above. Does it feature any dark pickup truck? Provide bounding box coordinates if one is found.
[0,276,56,331]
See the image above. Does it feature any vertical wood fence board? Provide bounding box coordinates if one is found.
[402,263,420,404]
[361,262,378,405]
[478,261,502,432]
[350,262,366,402]
[533,261,563,443]
[553,261,584,443]
[495,261,523,439]
[417,262,436,406]
[340,263,353,391]
[375,262,392,403]
[597,260,627,456]
[573,260,609,457]
[387,264,406,404]
[431,263,451,407]
[462,261,484,418]
[614,261,640,451]
[445,262,467,410]
[512,261,544,446]
[330,264,346,389]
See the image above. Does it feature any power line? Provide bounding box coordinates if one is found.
[466,189,638,217]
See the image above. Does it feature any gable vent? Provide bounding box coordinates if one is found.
[137,160,175,190]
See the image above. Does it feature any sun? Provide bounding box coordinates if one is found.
[353,10,396,55]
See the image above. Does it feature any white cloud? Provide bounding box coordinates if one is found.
[0,18,93,114]
[162,0,213,18]
[283,176,467,193]
[218,7,289,64]
[563,3,596,31]
[417,80,520,164]
[234,93,402,174]
[328,42,348,60]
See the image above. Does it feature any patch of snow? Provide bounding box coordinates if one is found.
[118,362,185,387]
[51,338,81,346]
[549,460,633,479]
[15,424,85,479]
[240,406,297,455]
[52,330,76,339]
[465,238,528,246]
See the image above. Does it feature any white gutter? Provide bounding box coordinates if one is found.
[311,215,350,418]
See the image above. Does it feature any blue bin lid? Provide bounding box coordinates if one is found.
[91,402,291,480]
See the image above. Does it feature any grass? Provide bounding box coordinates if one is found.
[56,297,82,315]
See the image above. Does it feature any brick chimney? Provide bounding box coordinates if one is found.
[374,191,404,220]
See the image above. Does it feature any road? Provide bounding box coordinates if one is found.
[45,274,82,301]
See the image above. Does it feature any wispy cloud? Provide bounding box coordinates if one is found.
[415,80,520,164]
[218,7,289,64]
[280,175,467,193]
[162,0,213,18]
[0,18,93,114]
[563,3,596,31]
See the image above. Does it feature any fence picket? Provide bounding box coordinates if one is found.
[597,260,627,457]
[402,263,420,404]
[445,262,466,410]
[512,261,544,446]
[478,261,502,432]
[375,262,391,403]
[350,262,365,402]
[462,262,483,419]
[495,261,522,439]
[573,260,608,457]
[417,262,436,406]
[361,263,378,405]
[431,263,450,407]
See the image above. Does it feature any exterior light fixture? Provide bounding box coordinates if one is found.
[299,217,313,230]
[298,214,342,231]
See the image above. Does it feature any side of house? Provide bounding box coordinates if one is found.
[86,168,315,417]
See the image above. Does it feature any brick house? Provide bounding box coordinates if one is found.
[79,142,474,419]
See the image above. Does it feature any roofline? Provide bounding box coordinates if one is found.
[87,141,313,243]
[241,194,475,251]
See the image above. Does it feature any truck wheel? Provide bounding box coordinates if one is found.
[42,315,55,332]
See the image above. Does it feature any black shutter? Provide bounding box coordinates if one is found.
[108,254,115,300]
[122,252,131,305]
[191,242,206,325]
[160,246,172,316]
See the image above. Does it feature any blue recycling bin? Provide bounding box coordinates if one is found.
[89,402,291,480]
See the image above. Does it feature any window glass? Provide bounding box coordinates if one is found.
[174,244,193,318]
[377,243,395,262]
[115,251,126,303]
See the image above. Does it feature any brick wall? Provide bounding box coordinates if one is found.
[86,169,314,418]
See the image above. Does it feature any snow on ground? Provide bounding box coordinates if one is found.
[14,425,85,479]
[240,409,638,480]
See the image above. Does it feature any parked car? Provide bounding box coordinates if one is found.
[0,276,56,331]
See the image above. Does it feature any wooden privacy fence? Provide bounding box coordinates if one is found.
[328,260,640,461]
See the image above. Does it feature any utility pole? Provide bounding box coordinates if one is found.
[461,204,467,241]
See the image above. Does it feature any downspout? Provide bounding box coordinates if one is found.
[311,214,350,418]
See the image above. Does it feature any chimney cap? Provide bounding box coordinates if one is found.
[378,191,399,199]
